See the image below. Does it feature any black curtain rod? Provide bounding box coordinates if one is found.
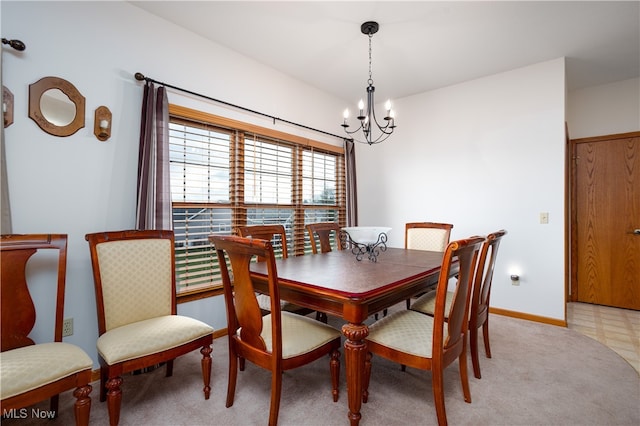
[134,73,348,142]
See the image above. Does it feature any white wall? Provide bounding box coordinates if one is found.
[356,59,567,320]
[567,77,640,139]
[1,1,345,368]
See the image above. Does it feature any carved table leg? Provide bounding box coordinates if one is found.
[342,322,369,426]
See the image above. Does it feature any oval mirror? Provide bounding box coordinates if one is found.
[40,89,76,127]
[29,76,85,137]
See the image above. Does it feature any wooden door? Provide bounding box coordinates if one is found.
[571,132,639,310]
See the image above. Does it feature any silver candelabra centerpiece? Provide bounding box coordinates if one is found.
[340,227,391,262]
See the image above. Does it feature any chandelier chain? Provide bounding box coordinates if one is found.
[368,33,373,85]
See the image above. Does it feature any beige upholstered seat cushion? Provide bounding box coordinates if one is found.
[260,312,341,358]
[97,315,213,365]
[367,310,448,358]
[406,229,449,251]
[410,290,454,316]
[0,342,92,399]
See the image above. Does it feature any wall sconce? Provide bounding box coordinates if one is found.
[3,86,13,128]
[94,106,112,141]
[510,274,520,286]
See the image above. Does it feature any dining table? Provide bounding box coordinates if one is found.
[250,246,457,426]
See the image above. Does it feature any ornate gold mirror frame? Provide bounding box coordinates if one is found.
[29,76,85,137]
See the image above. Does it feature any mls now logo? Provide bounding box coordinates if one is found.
[3,408,56,419]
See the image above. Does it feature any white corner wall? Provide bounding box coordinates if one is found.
[356,58,567,321]
[567,77,640,139]
[1,1,345,368]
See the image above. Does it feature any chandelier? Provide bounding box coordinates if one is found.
[341,21,396,145]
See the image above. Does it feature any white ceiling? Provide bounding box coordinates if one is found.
[130,1,640,104]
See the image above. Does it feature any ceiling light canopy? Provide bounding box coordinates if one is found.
[341,21,395,145]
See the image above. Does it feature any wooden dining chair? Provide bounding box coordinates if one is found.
[363,236,484,426]
[236,225,313,317]
[404,222,454,308]
[306,222,343,254]
[211,235,341,426]
[0,234,93,426]
[405,222,454,252]
[411,230,507,379]
[85,229,214,426]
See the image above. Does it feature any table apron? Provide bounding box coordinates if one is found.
[251,263,456,323]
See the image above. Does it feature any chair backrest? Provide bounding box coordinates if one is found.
[236,224,289,260]
[432,236,484,357]
[405,222,454,252]
[470,230,507,321]
[306,222,343,254]
[85,229,176,334]
[0,234,68,351]
[211,235,283,358]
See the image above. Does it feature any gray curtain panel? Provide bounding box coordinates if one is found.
[344,139,357,227]
[136,82,171,230]
[1,52,13,234]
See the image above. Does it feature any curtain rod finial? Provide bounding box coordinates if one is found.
[134,72,146,82]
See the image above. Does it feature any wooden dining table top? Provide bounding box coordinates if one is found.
[249,247,451,322]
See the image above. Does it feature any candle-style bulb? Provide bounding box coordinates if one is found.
[358,99,364,111]
[385,99,391,112]
[343,109,349,119]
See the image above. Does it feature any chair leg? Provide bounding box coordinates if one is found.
[49,394,59,417]
[432,367,448,426]
[483,320,492,358]
[470,326,481,379]
[73,384,92,426]
[330,349,341,402]
[362,352,372,404]
[100,368,108,402]
[105,376,123,426]
[239,357,246,371]
[406,298,411,309]
[165,359,174,377]
[269,368,283,426]
[316,311,328,323]
[226,352,238,408]
[459,348,472,404]
[201,345,213,399]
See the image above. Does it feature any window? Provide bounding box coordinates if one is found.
[169,105,346,297]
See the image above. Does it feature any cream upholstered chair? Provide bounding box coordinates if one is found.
[363,236,484,426]
[306,222,343,254]
[211,235,341,426]
[404,222,454,308]
[405,222,454,252]
[1,234,92,426]
[85,230,213,426]
[236,225,312,317]
[411,230,507,379]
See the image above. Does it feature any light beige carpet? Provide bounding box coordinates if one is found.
[4,313,639,425]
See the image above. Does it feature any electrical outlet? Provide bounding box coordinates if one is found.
[62,318,73,337]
